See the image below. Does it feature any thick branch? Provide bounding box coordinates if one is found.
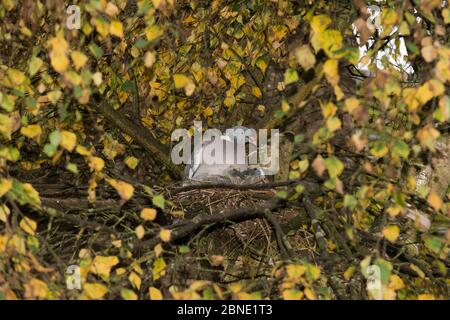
[134,197,283,252]
[170,179,323,195]
[93,95,183,178]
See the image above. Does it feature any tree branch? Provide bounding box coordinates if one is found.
[93,94,183,179]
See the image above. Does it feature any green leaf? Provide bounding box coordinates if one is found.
[134,39,149,49]
[324,156,344,178]
[43,143,57,157]
[122,80,136,93]
[343,194,357,210]
[393,140,410,159]
[152,194,165,209]
[178,245,190,254]
[333,47,360,65]
[374,258,392,285]
[88,42,103,60]
[284,68,299,85]
[276,190,288,199]
[49,130,61,146]
[29,56,43,77]
[424,235,443,254]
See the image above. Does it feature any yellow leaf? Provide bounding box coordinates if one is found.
[160,229,171,242]
[22,183,41,206]
[0,204,10,223]
[7,68,26,85]
[146,25,163,42]
[90,256,119,279]
[271,24,288,41]
[286,264,305,279]
[154,243,163,257]
[116,267,126,276]
[105,2,119,16]
[84,283,108,300]
[0,235,8,252]
[382,225,400,243]
[89,157,104,172]
[344,98,359,115]
[382,9,398,26]
[321,101,336,118]
[418,294,435,300]
[283,289,303,300]
[184,81,195,96]
[106,179,134,202]
[92,17,109,37]
[295,45,316,70]
[112,240,122,248]
[0,179,13,197]
[149,287,163,300]
[121,288,138,300]
[203,106,214,117]
[49,32,69,73]
[141,208,157,221]
[443,8,450,24]
[388,275,405,290]
[124,156,139,169]
[129,271,141,290]
[310,15,331,33]
[326,116,341,132]
[109,20,124,38]
[311,29,343,57]
[21,124,42,140]
[323,59,339,86]
[370,142,389,158]
[25,278,48,299]
[281,99,291,113]
[224,95,235,108]
[60,131,77,152]
[256,57,268,73]
[251,86,262,98]
[71,51,88,70]
[135,225,145,239]
[173,74,190,89]
[76,145,92,157]
[304,287,316,300]
[65,71,82,85]
[427,192,443,211]
[343,266,355,280]
[284,69,299,85]
[306,264,321,280]
[417,125,440,151]
[387,205,403,217]
[403,88,419,111]
[20,217,37,236]
[416,80,445,105]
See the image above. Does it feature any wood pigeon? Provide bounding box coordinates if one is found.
[183,126,267,185]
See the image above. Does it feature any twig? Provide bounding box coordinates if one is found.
[264,210,292,260]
